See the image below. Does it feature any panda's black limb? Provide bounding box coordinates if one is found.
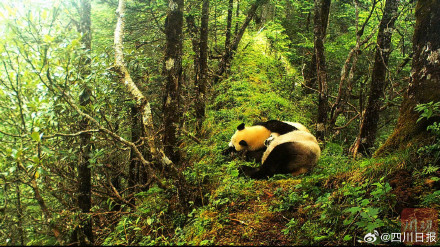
[254,120,298,135]
[238,165,273,179]
[240,142,313,179]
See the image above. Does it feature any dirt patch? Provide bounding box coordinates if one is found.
[212,180,300,245]
[215,204,292,245]
[387,169,419,214]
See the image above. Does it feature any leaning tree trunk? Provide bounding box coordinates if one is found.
[352,0,399,156]
[77,0,93,244]
[376,0,440,156]
[313,0,331,141]
[163,0,184,164]
[213,0,268,84]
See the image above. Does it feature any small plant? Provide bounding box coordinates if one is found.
[342,177,395,240]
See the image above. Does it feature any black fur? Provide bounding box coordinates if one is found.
[237,123,245,130]
[239,140,248,146]
[240,142,317,179]
[244,148,266,163]
[222,146,237,156]
[254,120,298,135]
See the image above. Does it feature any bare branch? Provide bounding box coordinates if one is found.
[43,129,101,139]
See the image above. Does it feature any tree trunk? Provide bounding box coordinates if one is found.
[163,0,184,164]
[15,182,24,245]
[128,106,141,200]
[314,0,331,140]
[376,0,440,156]
[213,0,268,84]
[303,53,317,94]
[77,0,93,244]
[352,0,399,156]
[196,0,210,134]
[235,0,240,37]
[225,0,234,52]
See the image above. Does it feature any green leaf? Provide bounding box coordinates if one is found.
[345,206,361,214]
[31,131,41,142]
[146,218,153,225]
[9,166,16,174]
[343,235,352,241]
[32,156,40,164]
[361,199,370,206]
[230,169,239,177]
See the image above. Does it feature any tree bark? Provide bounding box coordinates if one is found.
[376,0,440,156]
[163,0,184,164]
[352,0,399,156]
[15,182,24,245]
[235,0,240,37]
[77,0,93,244]
[128,106,141,200]
[314,0,331,140]
[196,0,210,133]
[303,53,317,94]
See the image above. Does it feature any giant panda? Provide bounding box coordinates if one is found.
[239,129,321,179]
[223,120,310,163]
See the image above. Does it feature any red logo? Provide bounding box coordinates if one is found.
[401,208,438,245]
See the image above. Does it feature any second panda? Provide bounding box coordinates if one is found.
[239,129,321,179]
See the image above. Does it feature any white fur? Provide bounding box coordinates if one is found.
[261,130,320,164]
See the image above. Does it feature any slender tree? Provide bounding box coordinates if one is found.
[163,0,184,164]
[225,0,234,52]
[195,0,210,133]
[352,0,399,156]
[76,0,93,244]
[313,0,331,140]
[235,0,240,36]
[376,0,440,156]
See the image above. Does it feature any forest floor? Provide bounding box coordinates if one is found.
[214,179,300,245]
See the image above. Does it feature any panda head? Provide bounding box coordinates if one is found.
[228,123,271,152]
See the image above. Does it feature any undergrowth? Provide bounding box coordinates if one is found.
[102,28,440,246]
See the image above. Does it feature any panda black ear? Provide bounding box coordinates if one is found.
[237,123,245,130]
[239,140,248,146]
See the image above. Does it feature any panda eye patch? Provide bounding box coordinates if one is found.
[239,140,248,146]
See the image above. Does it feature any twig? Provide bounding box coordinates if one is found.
[43,129,100,139]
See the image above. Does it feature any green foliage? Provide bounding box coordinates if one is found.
[415,101,440,123]
[0,0,426,245]
[102,186,175,245]
[415,101,440,164]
